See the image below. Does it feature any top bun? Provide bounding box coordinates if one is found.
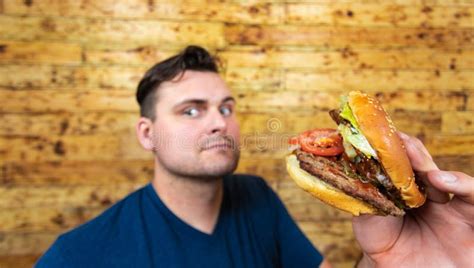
[348,91,426,208]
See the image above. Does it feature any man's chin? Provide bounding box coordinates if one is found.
[157,150,240,181]
[200,159,239,178]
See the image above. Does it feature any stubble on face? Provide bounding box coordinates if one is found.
[152,132,240,182]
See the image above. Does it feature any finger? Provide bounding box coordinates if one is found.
[398,132,450,203]
[398,132,437,170]
[427,170,474,205]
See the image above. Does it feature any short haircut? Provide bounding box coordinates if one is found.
[136,45,219,120]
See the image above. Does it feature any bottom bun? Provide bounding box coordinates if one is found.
[286,154,381,216]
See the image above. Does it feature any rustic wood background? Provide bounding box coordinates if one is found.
[0,0,473,267]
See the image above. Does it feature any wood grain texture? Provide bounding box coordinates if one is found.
[0,65,147,89]
[0,184,144,209]
[3,1,284,24]
[219,47,474,70]
[0,89,137,113]
[285,3,474,27]
[0,15,225,47]
[0,40,81,64]
[225,24,474,48]
[0,254,41,268]
[2,160,152,186]
[1,1,473,267]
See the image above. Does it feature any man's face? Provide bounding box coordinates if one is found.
[150,70,240,180]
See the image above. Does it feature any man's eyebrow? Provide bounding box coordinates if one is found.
[173,99,207,108]
[222,96,236,104]
[174,97,236,108]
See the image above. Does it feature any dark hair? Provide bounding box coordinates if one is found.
[136,45,219,120]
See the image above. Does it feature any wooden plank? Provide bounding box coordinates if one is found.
[0,64,147,89]
[368,91,468,112]
[0,112,137,136]
[219,48,474,70]
[389,110,442,134]
[285,3,474,28]
[284,69,474,92]
[0,206,105,232]
[224,67,283,90]
[0,15,225,47]
[468,93,474,110]
[0,254,40,268]
[424,134,474,156]
[3,1,283,24]
[235,156,287,182]
[0,232,58,255]
[3,160,152,186]
[266,0,474,6]
[0,183,144,209]
[434,155,474,175]
[0,135,124,162]
[0,40,81,64]
[237,111,337,134]
[298,220,361,264]
[441,111,474,134]
[235,90,340,112]
[84,46,181,65]
[234,89,467,112]
[0,65,54,89]
[0,89,137,113]
[225,24,474,48]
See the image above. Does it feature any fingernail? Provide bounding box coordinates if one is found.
[439,171,457,184]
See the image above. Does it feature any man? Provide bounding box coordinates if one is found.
[36,46,473,267]
[36,46,324,267]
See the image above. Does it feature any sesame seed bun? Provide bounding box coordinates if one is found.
[348,91,426,208]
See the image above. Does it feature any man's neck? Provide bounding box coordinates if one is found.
[151,162,223,235]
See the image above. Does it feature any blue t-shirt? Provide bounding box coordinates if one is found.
[36,174,323,267]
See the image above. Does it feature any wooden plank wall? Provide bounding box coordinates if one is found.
[0,1,473,267]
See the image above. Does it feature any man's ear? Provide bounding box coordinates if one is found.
[136,117,155,151]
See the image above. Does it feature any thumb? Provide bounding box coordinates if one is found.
[427,171,474,204]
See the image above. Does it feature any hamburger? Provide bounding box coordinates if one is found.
[286,91,426,216]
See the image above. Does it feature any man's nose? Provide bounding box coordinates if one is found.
[209,109,227,134]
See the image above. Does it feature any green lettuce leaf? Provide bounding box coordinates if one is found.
[338,124,378,159]
[340,101,360,130]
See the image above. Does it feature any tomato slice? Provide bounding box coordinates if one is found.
[290,128,344,156]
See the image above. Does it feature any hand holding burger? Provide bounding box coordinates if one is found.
[353,133,474,267]
[286,90,474,267]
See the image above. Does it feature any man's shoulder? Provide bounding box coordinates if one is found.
[36,184,150,266]
[64,184,147,240]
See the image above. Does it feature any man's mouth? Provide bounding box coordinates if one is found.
[201,137,235,151]
[204,143,233,150]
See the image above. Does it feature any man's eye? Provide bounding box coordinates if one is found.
[183,107,200,117]
[220,106,232,116]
